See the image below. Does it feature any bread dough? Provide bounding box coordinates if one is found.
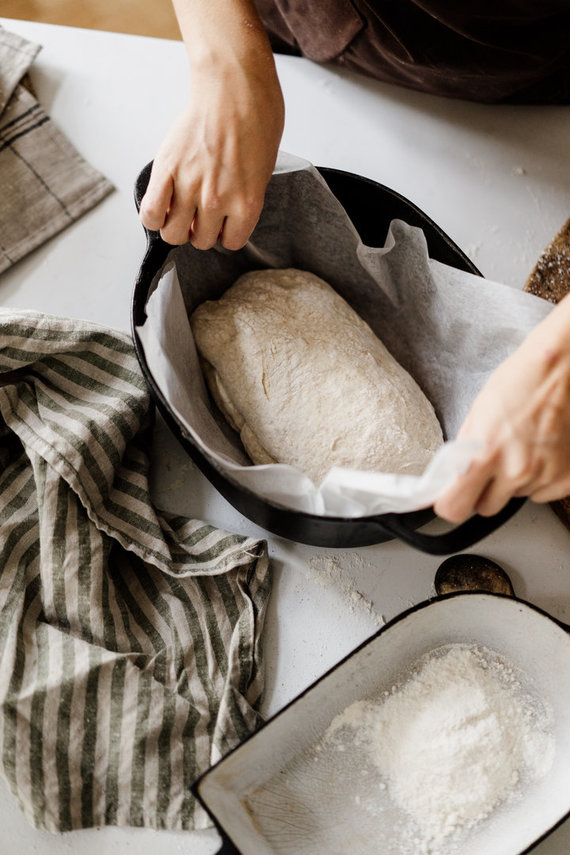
[190,268,443,484]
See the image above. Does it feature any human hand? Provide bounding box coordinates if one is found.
[434,295,570,523]
[139,1,284,250]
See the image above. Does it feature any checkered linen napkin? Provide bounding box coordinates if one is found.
[0,308,271,831]
[0,26,113,273]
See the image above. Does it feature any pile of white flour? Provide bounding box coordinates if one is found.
[326,644,555,851]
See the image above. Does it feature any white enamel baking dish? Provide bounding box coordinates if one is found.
[194,589,570,855]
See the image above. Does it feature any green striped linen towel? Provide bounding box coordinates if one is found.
[0,308,271,832]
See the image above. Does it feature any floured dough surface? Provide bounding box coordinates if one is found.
[190,268,443,484]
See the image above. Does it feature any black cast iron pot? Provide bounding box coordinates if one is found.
[131,162,524,554]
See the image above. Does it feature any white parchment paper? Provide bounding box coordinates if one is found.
[136,153,552,517]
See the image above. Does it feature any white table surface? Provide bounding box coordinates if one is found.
[0,18,569,855]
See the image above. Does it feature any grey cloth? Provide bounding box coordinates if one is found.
[0,308,271,831]
[0,26,113,274]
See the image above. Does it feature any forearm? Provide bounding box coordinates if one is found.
[172,0,275,70]
[171,0,284,149]
[524,292,570,362]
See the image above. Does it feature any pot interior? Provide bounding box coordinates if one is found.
[197,594,570,855]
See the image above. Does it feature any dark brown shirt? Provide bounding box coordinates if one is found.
[254,0,570,103]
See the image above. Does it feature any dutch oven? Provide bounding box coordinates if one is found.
[131,162,525,554]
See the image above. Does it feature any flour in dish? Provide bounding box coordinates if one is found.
[325,643,555,852]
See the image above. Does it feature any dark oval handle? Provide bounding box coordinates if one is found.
[131,161,173,327]
[134,160,154,212]
[377,497,526,555]
[133,160,171,249]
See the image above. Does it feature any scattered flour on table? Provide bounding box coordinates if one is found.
[325,643,555,853]
[307,553,385,626]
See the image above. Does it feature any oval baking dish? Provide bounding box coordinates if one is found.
[131,162,524,554]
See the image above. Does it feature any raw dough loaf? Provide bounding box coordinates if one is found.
[190,268,443,484]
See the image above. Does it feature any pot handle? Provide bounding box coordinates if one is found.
[134,161,154,211]
[377,497,526,555]
[133,160,168,250]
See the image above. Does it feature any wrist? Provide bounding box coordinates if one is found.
[528,293,570,364]
[174,0,273,70]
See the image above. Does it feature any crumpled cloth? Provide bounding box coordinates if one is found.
[0,26,113,274]
[0,308,271,832]
[254,0,570,103]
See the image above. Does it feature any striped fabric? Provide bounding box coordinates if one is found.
[0,308,271,832]
[0,26,113,273]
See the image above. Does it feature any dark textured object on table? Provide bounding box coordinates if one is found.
[525,219,570,304]
[434,553,515,597]
[524,218,570,530]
